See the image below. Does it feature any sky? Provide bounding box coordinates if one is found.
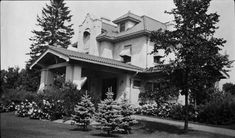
[1,0,235,86]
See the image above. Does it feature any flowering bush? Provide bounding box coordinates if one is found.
[135,103,198,121]
[40,99,64,120]
[15,99,32,117]
[141,103,159,116]
[0,102,16,113]
[29,101,44,119]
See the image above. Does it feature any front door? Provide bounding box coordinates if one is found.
[101,78,117,100]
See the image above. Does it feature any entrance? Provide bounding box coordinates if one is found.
[101,78,117,100]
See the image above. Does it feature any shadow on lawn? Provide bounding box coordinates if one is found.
[136,120,187,135]
[69,127,92,132]
[91,133,120,137]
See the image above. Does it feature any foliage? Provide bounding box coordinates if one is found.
[15,99,32,117]
[139,81,178,105]
[119,98,137,134]
[40,99,64,120]
[169,104,198,121]
[1,89,38,105]
[223,82,235,95]
[95,91,122,135]
[59,82,83,116]
[0,102,16,113]
[27,0,74,65]
[1,67,21,91]
[71,93,95,130]
[151,0,232,104]
[150,0,232,130]
[1,66,40,93]
[29,101,44,119]
[197,93,235,125]
[19,67,40,92]
[135,103,198,121]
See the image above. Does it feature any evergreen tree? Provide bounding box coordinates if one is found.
[72,93,95,130]
[119,98,137,134]
[96,91,122,135]
[28,0,74,65]
[150,0,232,131]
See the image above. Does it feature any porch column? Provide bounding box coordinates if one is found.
[38,69,54,93]
[65,65,87,90]
[65,65,73,82]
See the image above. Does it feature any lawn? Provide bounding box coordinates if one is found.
[1,112,232,138]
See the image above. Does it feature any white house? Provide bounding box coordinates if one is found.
[30,12,225,105]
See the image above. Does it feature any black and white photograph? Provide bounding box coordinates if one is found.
[1,0,235,137]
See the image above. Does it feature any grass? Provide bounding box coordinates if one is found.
[1,112,233,138]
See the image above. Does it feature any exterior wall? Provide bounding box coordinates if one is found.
[99,41,114,59]
[113,36,148,68]
[77,14,102,56]
[116,74,131,102]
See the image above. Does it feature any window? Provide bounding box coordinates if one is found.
[145,82,160,91]
[133,80,141,88]
[120,45,132,63]
[83,31,90,53]
[154,56,162,64]
[122,56,131,63]
[120,22,125,32]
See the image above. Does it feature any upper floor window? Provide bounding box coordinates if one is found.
[120,22,125,32]
[120,45,132,63]
[83,30,90,53]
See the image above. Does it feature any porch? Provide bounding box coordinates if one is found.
[30,46,143,104]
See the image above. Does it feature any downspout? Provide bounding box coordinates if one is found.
[146,37,149,68]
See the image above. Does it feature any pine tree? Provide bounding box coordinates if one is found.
[119,98,137,134]
[72,93,95,130]
[27,0,74,65]
[96,91,122,135]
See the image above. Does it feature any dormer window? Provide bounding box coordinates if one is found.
[120,45,132,63]
[120,22,125,32]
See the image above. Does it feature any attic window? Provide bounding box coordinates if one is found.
[120,22,125,32]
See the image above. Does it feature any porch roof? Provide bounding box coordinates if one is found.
[30,46,144,72]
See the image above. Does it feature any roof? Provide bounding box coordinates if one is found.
[113,11,142,24]
[31,46,143,72]
[97,12,166,42]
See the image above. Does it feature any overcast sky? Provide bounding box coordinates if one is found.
[1,0,235,85]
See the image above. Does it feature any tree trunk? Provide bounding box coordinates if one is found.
[184,90,189,132]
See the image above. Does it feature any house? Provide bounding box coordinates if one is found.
[29,12,206,105]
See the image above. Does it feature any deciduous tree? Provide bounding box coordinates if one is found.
[150,0,232,131]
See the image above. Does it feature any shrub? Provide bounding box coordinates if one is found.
[141,103,159,116]
[197,93,235,125]
[0,101,16,113]
[71,93,95,130]
[15,99,32,117]
[119,99,137,134]
[40,99,64,120]
[29,101,44,120]
[95,91,122,135]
